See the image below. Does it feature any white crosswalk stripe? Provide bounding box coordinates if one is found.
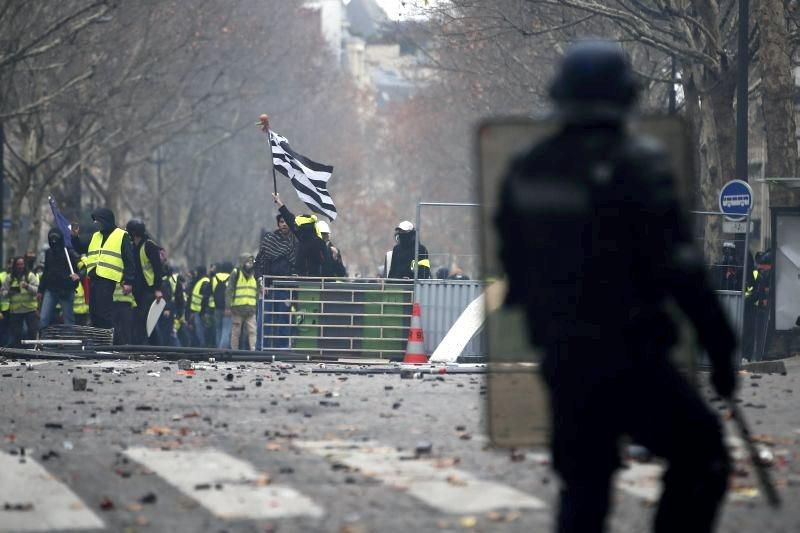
[124,447,324,520]
[0,451,104,532]
[295,440,546,514]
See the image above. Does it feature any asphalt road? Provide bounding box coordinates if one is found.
[0,355,798,533]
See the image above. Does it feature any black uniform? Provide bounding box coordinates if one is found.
[496,41,736,533]
[388,233,430,279]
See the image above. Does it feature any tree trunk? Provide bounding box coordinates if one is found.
[756,0,800,358]
[756,0,800,207]
[105,144,130,217]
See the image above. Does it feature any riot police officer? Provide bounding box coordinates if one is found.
[496,41,737,533]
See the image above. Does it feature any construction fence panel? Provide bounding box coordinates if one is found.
[259,277,413,359]
[414,279,487,357]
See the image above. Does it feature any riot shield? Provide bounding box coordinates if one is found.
[478,115,697,448]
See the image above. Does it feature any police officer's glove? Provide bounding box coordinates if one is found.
[711,362,737,400]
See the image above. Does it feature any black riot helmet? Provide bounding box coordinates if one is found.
[126,218,146,238]
[549,40,638,108]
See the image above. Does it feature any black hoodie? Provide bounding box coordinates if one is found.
[39,228,80,295]
[82,207,137,285]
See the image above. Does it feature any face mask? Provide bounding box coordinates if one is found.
[243,261,254,272]
[93,220,103,231]
[49,238,59,247]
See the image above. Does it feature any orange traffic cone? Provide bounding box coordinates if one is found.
[404,303,428,364]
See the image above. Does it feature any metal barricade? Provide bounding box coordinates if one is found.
[259,276,413,359]
[414,279,486,357]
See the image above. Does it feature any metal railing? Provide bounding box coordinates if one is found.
[259,276,413,359]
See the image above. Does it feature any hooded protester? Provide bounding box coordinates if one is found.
[272,193,329,277]
[226,253,259,351]
[125,219,164,345]
[0,256,40,346]
[80,207,136,331]
[387,221,431,279]
[38,227,81,330]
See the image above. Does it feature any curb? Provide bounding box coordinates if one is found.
[740,360,787,375]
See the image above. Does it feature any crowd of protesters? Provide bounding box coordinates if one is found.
[0,192,471,350]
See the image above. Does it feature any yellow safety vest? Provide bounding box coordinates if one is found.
[87,228,127,282]
[231,270,257,308]
[168,273,178,294]
[9,274,38,313]
[190,277,210,313]
[411,258,431,270]
[209,272,230,310]
[139,243,155,287]
[74,282,89,315]
[0,272,9,312]
[113,282,135,306]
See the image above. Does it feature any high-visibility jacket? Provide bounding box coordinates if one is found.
[113,282,135,306]
[0,272,8,312]
[209,272,230,310]
[411,258,431,270]
[139,243,156,287]
[86,228,127,282]
[190,276,210,313]
[8,273,38,313]
[230,270,257,308]
[74,282,89,315]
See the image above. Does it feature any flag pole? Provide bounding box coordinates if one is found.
[63,247,75,276]
[258,114,278,196]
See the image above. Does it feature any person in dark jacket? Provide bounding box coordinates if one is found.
[272,193,329,277]
[75,208,136,331]
[126,219,164,345]
[496,41,736,533]
[38,227,81,329]
[387,221,431,279]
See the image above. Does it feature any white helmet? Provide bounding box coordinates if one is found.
[395,220,414,234]
[316,220,331,234]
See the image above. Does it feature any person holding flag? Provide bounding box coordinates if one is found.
[38,227,81,329]
[39,197,82,329]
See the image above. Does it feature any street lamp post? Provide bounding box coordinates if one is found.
[736,0,750,182]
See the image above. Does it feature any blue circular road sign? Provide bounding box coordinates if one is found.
[719,179,753,221]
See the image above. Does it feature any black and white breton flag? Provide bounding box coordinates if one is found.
[268,130,337,220]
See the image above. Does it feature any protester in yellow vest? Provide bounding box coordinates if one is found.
[73,281,89,326]
[0,256,40,346]
[188,265,212,347]
[225,253,259,351]
[73,208,136,332]
[111,281,136,345]
[211,261,233,349]
[126,219,164,345]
